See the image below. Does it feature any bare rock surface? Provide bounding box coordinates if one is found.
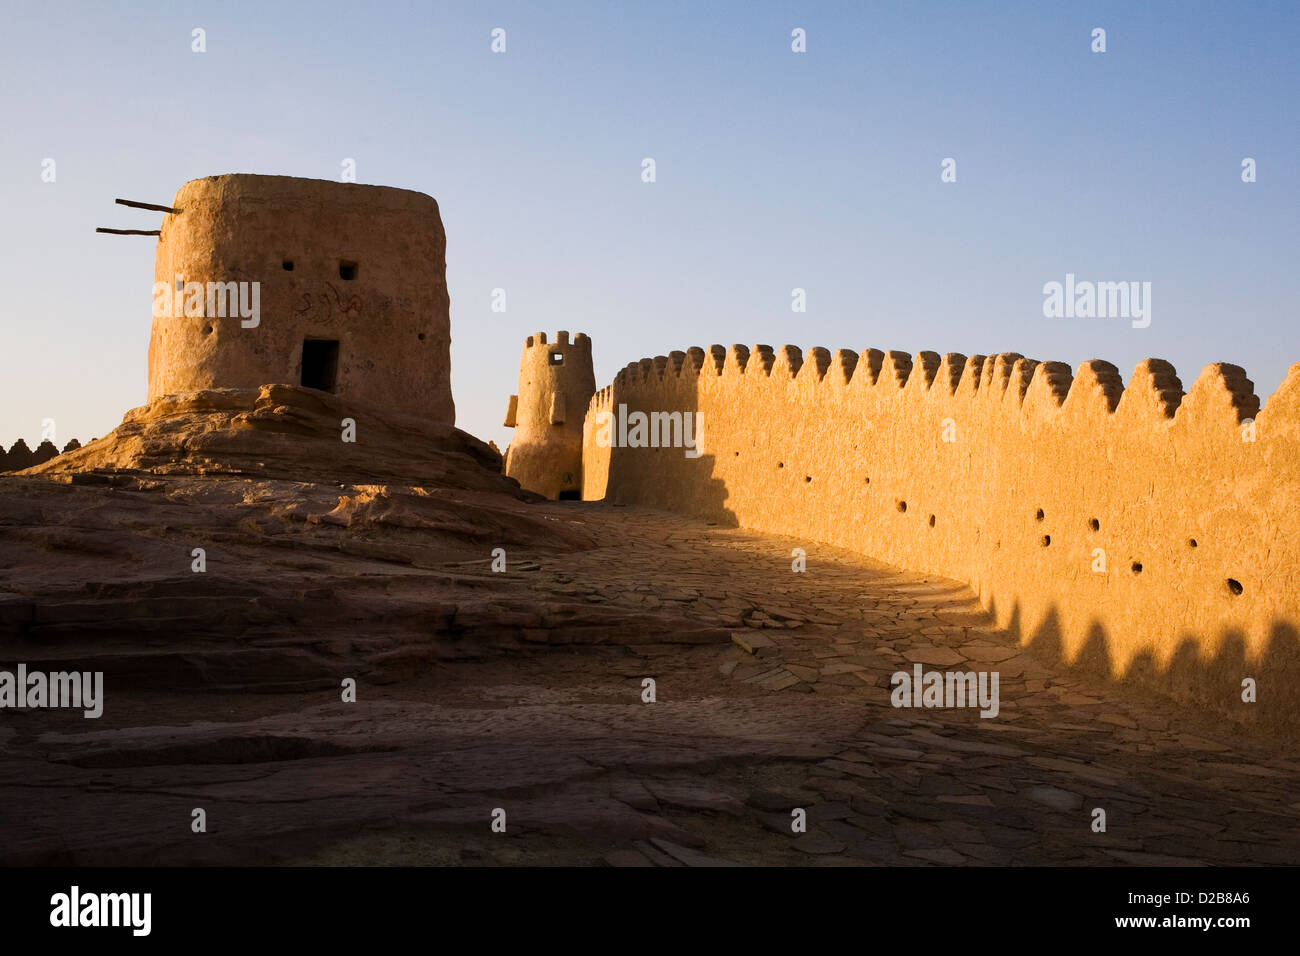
[24,384,505,488]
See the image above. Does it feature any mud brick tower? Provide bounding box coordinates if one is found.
[147,174,455,424]
[503,331,595,499]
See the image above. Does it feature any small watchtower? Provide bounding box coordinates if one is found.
[503,331,595,499]
[145,174,455,424]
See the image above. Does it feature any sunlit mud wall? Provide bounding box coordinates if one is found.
[583,344,1300,731]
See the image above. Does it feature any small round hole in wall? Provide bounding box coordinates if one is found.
[804,476,812,483]
[1041,535,1051,547]
[1035,508,1045,521]
[928,514,936,528]
[417,333,426,341]
[864,477,870,484]
[202,324,213,335]
[777,462,784,469]
[1131,562,1143,574]
[734,451,739,456]
[282,260,294,271]
[1089,518,1100,532]
[1226,578,1243,596]
[1188,538,1198,548]
[897,500,907,513]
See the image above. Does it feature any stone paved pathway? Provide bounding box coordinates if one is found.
[480,503,1296,866]
[2,500,1295,866]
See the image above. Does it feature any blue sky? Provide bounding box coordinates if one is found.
[1,1,1296,451]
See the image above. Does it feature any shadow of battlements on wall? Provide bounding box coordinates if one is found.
[992,596,1299,744]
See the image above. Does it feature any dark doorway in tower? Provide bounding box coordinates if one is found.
[301,339,339,393]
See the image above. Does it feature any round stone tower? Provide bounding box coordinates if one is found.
[147,173,455,424]
[503,331,595,499]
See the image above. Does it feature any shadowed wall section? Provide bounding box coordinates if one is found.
[582,344,1300,732]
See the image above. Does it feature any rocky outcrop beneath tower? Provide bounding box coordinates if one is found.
[27,385,504,490]
[0,382,600,698]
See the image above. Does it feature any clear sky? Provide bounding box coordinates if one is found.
[1,1,1296,452]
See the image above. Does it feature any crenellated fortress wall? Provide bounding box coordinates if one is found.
[582,344,1300,731]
